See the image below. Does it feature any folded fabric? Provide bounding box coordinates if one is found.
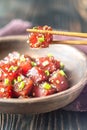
[0,19,87,112]
[0,19,32,36]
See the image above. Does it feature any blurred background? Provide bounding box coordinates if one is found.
[0,0,87,32]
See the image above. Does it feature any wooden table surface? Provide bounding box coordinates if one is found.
[0,109,87,130]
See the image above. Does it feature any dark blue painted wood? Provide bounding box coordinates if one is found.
[0,110,87,130]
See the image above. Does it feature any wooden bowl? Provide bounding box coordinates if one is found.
[0,36,87,114]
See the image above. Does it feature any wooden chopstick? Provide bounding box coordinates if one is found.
[52,40,87,45]
[27,29,87,38]
[27,29,87,45]
[0,35,86,46]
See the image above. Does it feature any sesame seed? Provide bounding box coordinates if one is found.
[33,93,35,96]
[42,60,49,66]
[56,80,60,84]
[0,88,5,93]
[61,81,64,84]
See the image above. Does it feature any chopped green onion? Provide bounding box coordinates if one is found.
[45,70,50,76]
[59,70,66,76]
[38,37,45,43]
[8,66,13,71]
[12,79,17,84]
[43,82,51,90]
[17,76,22,82]
[8,66,18,72]
[18,81,25,90]
[47,53,53,57]
[13,66,18,71]
[60,62,64,69]
[31,61,37,67]
[4,78,10,86]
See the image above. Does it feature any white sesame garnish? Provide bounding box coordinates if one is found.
[0,88,5,93]
[0,71,1,76]
[61,81,64,84]
[56,80,60,84]
[51,80,54,83]
[42,60,49,66]
[27,40,29,43]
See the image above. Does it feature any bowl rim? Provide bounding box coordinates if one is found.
[0,35,87,104]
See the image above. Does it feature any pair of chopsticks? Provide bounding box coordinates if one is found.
[27,29,87,45]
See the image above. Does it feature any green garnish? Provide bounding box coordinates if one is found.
[38,37,45,43]
[13,66,18,71]
[17,76,22,82]
[8,66,18,72]
[43,82,51,90]
[45,70,50,76]
[8,66,13,71]
[4,78,10,86]
[47,53,53,57]
[31,61,37,67]
[18,81,25,90]
[60,62,64,69]
[12,79,17,84]
[59,70,66,76]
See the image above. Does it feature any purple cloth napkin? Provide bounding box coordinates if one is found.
[0,19,87,112]
[0,19,32,36]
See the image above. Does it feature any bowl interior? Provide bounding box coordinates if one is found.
[0,38,87,87]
